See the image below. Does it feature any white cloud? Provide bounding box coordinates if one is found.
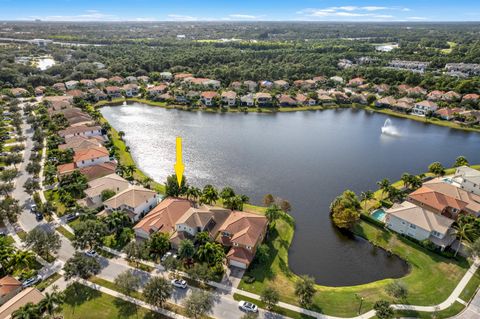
[29,10,120,21]
[362,6,388,11]
[298,5,413,20]
[229,14,258,19]
[167,14,199,21]
[407,16,428,20]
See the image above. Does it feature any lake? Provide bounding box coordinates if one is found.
[101,103,480,286]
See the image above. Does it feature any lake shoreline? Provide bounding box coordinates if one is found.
[95,97,480,133]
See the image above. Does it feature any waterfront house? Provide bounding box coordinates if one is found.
[79,162,117,181]
[385,201,455,249]
[0,276,22,306]
[103,186,159,222]
[240,94,254,107]
[147,85,167,96]
[134,198,193,239]
[295,93,316,106]
[105,86,122,98]
[375,96,396,108]
[173,206,230,241]
[73,146,110,169]
[317,94,335,106]
[200,91,218,106]
[59,135,104,152]
[65,80,79,90]
[216,211,268,269]
[88,88,108,101]
[80,173,130,208]
[442,91,462,102]
[408,179,480,219]
[221,91,237,106]
[435,107,463,121]
[453,166,480,196]
[58,125,102,139]
[392,97,414,113]
[278,94,297,107]
[412,100,438,116]
[122,84,139,97]
[254,92,272,107]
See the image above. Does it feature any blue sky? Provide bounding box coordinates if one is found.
[1,0,479,22]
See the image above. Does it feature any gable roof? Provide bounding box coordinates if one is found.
[73,146,109,163]
[0,287,43,319]
[79,161,117,181]
[218,211,268,247]
[58,125,102,137]
[134,198,193,235]
[0,276,21,298]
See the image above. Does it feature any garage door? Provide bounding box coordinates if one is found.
[229,260,247,269]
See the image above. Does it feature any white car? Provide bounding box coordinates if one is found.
[161,252,172,262]
[22,275,42,288]
[171,279,187,289]
[238,300,258,313]
[85,250,97,258]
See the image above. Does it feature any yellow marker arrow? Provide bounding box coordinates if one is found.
[174,137,184,187]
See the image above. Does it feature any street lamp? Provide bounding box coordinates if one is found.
[355,294,364,315]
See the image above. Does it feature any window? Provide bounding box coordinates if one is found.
[409,224,416,229]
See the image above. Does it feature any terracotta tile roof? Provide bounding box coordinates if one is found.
[59,136,103,151]
[217,211,268,248]
[134,198,193,235]
[463,94,479,101]
[0,287,43,319]
[435,107,463,118]
[95,77,108,84]
[106,86,121,93]
[0,276,21,298]
[221,91,237,99]
[227,247,254,265]
[79,162,117,181]
[174,73,193,80]
[74,146,109,163]
[254,92,272,99]
[58,125,102,137]
[201,91,218,99]
[57,162,76,175]
[84,173,129,198]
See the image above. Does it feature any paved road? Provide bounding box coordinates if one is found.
[453,289,480,319]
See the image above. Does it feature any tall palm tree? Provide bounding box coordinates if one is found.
[360,190,374,212]
[12,302,40,319]
[377,178,391,198]
[186,187,201,202]
[453,219,475,257]
[8,250,36,273]
[38,291,64,317]
[200,185,219,205]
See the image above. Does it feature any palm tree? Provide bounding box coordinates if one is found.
[8,250,36,273]
[124,164,136,178]
[12,302,40,319]
[38,291,64,317]
[196,242,224,264]
[186,187,201,202]
[360,190,374,212]
[265,204,281,228]
[104,211,131,236]
[200,185,218,205]
[142,177,153,188]
[401,173,413,190]
[377,178,391,198]
[453,219,475,257]
[118,131,125,140]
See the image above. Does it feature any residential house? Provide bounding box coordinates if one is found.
[105,86,122,98]
[58,125,102,139]
[453,166,480,196]
[52,83,66,92]
[125,76,137,84]
[317,94,335,106]
[34,86,45,96]
[0,288,43,319]
[109,76,124,84]
[347,77,365,87]
[59,135,103,151]
[243,80,257,92]
[462,94,479,103]
[174,73,193,81]
[79,162,117,181]
[375,96,396,108]
[65,80,79,90]
[10,88,28,97]
[329,76,344,84]
[278,94,297,107]
[160,72,172,81]
[389,60,429,73]
[312,76,326,84]
[73,146,110,169]
[122,84,139,97]
[88,88,108,101]
[80,174,130,208]
[240,94,254,107]
[442,91,462,102]
[134,198,193,239]
[427,90,445,101]
[44,96,73,110]
[66,90,86,99]
[147,85,167,96]
[273,80,289,90]
[351,93,368,105]
[200,91,218,106]
[137,75,150,83]
[412,100,438,116]
[216,211,268,269]
[385,201,454,249]
[295,93,316,106]
[80,79,95,88]
[406,86,427,97]
[174,206,230,240]
[374,84,390,94]
[221,91,237,106]
[332,91,349,103]
[435,107,463,121]
[95,78,108,87]
[103,185,159,221]
[230,81,242,90]
[408,179,480,219]
[392,97,414,113]
[254,92,272,107]
[0,277,22,306]
[259,81,273,89]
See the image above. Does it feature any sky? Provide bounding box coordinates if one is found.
[1,0,479,22]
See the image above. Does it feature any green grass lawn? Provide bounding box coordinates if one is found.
[395,301,465,319]
[459,267,480,302]
[44,189,67,215]
[56,225,74,241]
[238,214,471,317]
[36,272,62,291]
[62,283,169,319]
[233,293,314,319]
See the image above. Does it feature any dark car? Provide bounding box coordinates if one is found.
[35,212,43,221]
[65,213,79,222]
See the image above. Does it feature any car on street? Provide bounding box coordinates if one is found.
[65,212,79,222]
[161,252,172,262]
[35,212,43,221]
[30,204,37,213]
[238,301,258,313]
[85,250,98,258]
[22,275,42,288]
[171,278,187,289]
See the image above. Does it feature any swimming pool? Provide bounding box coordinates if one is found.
[371,209,386,222]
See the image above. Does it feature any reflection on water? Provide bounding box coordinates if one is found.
[101,103,480,286]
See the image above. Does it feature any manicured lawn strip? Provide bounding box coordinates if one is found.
[44,189,67,215]
[239,213,470,317]
[233,293,315,319]
[127,260,154,272]
[89,277,192,318]
[365,106,480,133]
[16,230,27,241]
[56,225,74,240]
[394,301,465,319]
[62,282,169,319]
[36,272,62,291]
[459,267,480,302]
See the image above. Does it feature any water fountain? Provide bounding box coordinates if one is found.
[381,118,400,136]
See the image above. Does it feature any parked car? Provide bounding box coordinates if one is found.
[22,275,42,288]
[65,212,79,222]
[171,279,187,289]
[161,252,172,262]
[30,204,37,213]
[238,301,258,313]
[35,212,43,221]
[85,250,97,258]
